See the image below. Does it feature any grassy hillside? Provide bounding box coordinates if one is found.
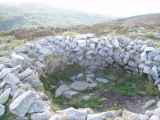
[69,13,160,39]
[0,4,109,31]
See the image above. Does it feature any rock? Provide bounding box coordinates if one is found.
[58,107,88,120]
[0,64,4,71]
[55,85,70,97]
[122,110,141,120]
[0,104,5,117]
[95,78,109,83]
[143,99,156,110]
[76,73,84,80]
[0,68,11,80]
[81,95,91,101]
[18,68,33,80]
[11,52,24,61]
[31,111,51,120]
[0,88,11,104]
[63,90,79,99]
[156,101,160,107]
[87,111,120,120]
[3,73,20,86]
[49,114,68,120]
[149,115,159,120]
[151,108,160,117]
[23,71,43,89]
[28,100,48,113]
[70,81,89,91]
[9,91,37,117]
[153,56,160,62]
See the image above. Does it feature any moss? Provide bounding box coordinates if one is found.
[1,112,17,120]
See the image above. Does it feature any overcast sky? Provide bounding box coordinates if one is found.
[0,0,160,17]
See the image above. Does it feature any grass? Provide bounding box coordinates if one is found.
[43,62,160,110]
[42,64,159,111]
[62,31,80,37]
[145,32,156,39]
[53,95,104,110]
[96,66,159,96]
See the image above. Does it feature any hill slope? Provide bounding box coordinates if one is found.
[71,13,160,35]
[0,4,109,31]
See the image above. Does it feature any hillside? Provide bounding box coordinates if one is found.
[0,4,109,31]
[70,13,160,38]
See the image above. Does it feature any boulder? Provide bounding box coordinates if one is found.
[9,91,37,117]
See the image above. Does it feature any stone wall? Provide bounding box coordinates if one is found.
[0,34,160,120]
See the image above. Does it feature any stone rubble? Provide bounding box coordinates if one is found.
[1,34,160,119]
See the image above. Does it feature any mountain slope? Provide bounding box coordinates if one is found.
[71,13,160,35]
[0,4,109,31]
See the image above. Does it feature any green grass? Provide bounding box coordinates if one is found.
[145,32,156,39]
[42,65,159,111]
[96,66,159,96]
[52,95,104,110]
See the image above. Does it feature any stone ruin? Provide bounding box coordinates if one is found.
[0,34,160,120]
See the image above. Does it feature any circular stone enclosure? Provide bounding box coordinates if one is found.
[1,34,160,120]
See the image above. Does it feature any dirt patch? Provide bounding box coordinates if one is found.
[99,90,158,113]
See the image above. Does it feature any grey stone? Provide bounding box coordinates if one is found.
[143,99,156,110]
[95,78,109,83]
[58,107,87,120]
[87,111,119,120]
[31,111,51,120]
[9,91,37,117]
[0,104,5,117]
[3,73,20,86]
[149,115,159,120]
[0,88,11,104]
[63,90,79,99]
[70,81,89,91]
[18,68,33,80]
[28,100,48,113]
[55,85,70,97]
[153,55,160,62]
[0,68,11,80]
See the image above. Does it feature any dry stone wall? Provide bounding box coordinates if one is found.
[0,34,160,120]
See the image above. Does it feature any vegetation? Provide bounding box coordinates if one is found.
[97,66,159,96]
[41,64,159,111]
[145,32,156,39]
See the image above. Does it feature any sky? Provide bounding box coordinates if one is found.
[0,0,160,17]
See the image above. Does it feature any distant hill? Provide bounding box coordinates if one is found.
[116,13,160,27]
[0,4,109,31]
[71,13,160,35]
